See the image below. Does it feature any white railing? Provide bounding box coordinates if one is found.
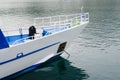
[3,12,89,46]
[34,12,89,28]
[2,12,89,36]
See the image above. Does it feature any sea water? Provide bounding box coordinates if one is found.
[0,0,120,80]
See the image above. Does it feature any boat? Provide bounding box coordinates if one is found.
[0,12,89,79]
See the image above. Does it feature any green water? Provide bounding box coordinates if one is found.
[1,0,120,80]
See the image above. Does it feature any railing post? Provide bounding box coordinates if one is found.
[50,17,51,27]
[87,13,89,22]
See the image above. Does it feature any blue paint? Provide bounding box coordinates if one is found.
[5,34,29,45]
[0,29,9,49]
[0,42,60,65]
[42,25,70,36]
[1,53,62,80]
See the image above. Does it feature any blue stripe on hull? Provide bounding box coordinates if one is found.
[0,42,60,65]
[1,53,62,80]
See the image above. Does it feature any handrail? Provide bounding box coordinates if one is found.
[2,13,89,34]
[5,12,89,46]
[34,12,89,28]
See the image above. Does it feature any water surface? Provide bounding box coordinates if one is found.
[1,0,120,80]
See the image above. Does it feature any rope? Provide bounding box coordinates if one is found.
[63,50,70,59]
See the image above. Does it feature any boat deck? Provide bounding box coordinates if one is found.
[1,12,89,48]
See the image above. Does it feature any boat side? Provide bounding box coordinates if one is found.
[0,21,88,79]
[0,12,89,79]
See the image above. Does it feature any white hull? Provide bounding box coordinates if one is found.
[0,22,88,79]
[0,12,89,79]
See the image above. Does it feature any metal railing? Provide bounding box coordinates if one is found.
[4,12,89,46]
[34,12,89,28]
[2,12,89,36]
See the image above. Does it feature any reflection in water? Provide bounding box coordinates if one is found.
[13,56,89,80]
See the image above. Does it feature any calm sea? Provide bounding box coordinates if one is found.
[1,0,120,80]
